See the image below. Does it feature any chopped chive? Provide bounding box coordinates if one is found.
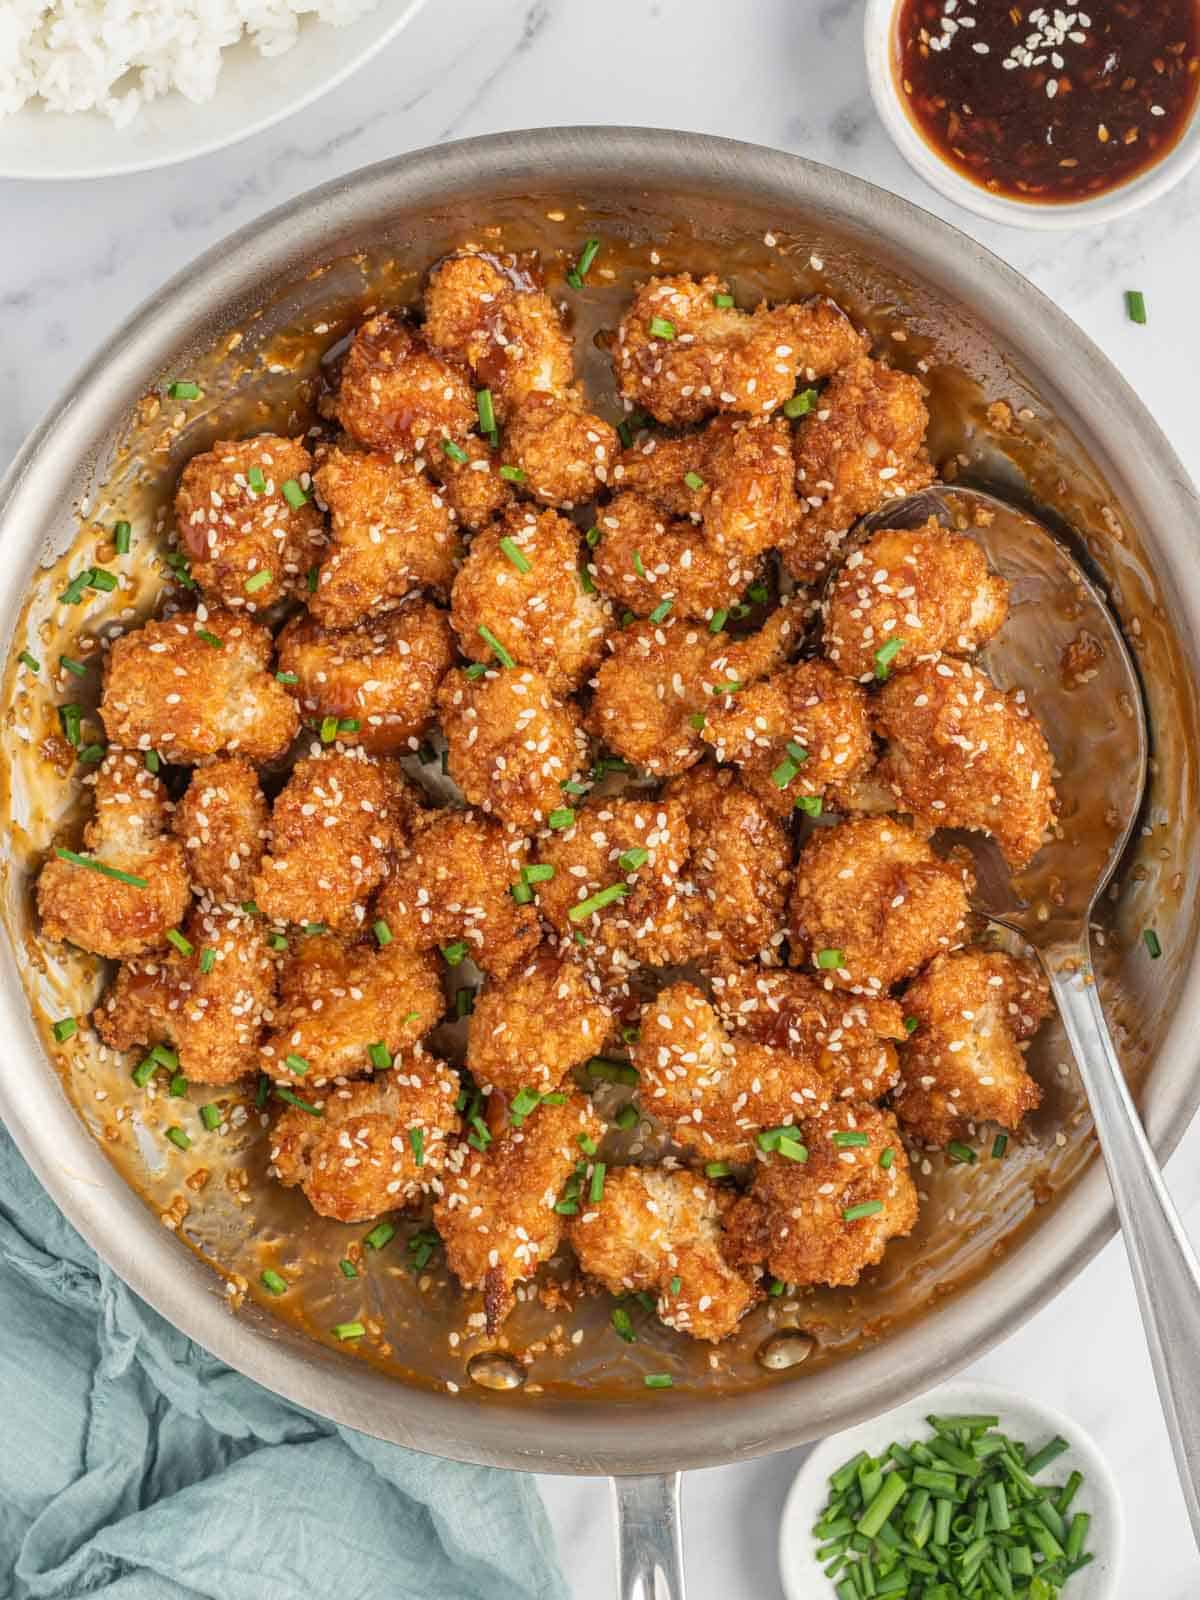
[833,1131,869,1148]
[548,807,576,829]
[568,884,628,922]
[319,715,339,743]
[114,520,132,554]
[783,387,819,419]
[18,650,39,673]
[255,1074,270,1109]
[441,941,468,967]
[368,1041,392,1071]
[777,1136,809,1163]
[269,933,288,952]
[85,568,115,594]
[1126,289,1147,324]
[747,582,770,604]
[795,795,822,816]
[586,1056,639,1086]
[586,525,602,547]
[196,629,223,649]
[477,624,515,668]
[647,317,676,340]
[631,548,646,578]
[523,863,556,884]
[200,1103,222,1131]
[247,466,267,494]
[442,439,469,464]
[60,655,87,677]
[165,1126,191,1151]
[511,879,534,904]
[167,381,200,400]
[705,1161,732,1178]
[274,1087,322,1117]
[59,570,93,605]
[683,471,705,492]
[511,1088,543,1121]
[332,1321,366,1341]
[756,1126,792,1152]
[150,1044,178,1069]
[364,1221,395,1251]
[578,564,597,595]
[991,1133,1008,1159]
[499,464,526,483]
[260,1267,288,1295]
[772,757,800,790]
[169,1072,188,1097]
[339,1258,359,1279]
[307,567,318,593]
[615,1103,639,1130]
[59,704,82,746]
[612,1305,636,1343]
[78,743,105,766]
[815,948,845,970]
[243,570,272,594]
[53,848,147,888]
[1025,1435,1070,1476]
[712,679,741,696]
[300,921,325,934]
[281,478,309,509]
[873,637,905,680]
[498,535,532,573]
[570,237,601,286]
[842,1200,884,1221]
[712,291,735,308]
[689,713,707,731]
[464,661,487,679]
[618,846,649,872]
[768,1277,788,1296]
[644,1373,673,1388]
[947,1140,977,1164]
[373,918,393,947]
[132,1056,157,1088]
[454,988,477,1022]
[880,1147,895,1170]
[476,388,496,434]
[166,929,193,957]
[904,1016,920,1034]
[589,1162,607,1204]
[52,1017,77,1043]
[145,750,161,774]
[284,1053,309,1076]
[1144,928,1162,959]
[648,599,673,624]
[165,551,196,589]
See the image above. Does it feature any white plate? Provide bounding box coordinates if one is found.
[779,1381,1122,1599]
[0,0,426,181]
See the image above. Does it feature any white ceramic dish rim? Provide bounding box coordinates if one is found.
[0,0,427,182]
[863,0,1200,230]
[779,1380,1123,1600]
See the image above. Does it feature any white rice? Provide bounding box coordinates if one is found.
[0,0,383,126]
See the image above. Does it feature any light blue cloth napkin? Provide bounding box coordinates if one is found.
[0,1124,568,1600]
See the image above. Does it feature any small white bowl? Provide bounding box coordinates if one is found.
[863,0,1200,229]
[779,1381,1122,1600]
[0,0,426,181]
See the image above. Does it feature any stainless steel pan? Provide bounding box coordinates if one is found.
[1,129,1199,1597]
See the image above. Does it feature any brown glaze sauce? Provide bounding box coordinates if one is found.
[895,0,1200,202]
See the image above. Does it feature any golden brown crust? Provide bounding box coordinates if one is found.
[276,599,456,755]
[503,392,618,510]
[37,751,190,959]
[94,900,276,1084]
[433,434,515,531]
[100,608,298,765]
[591,491,760,622]
[174,434,326,611]
[788,816,974,994]
[332,313,475,457]
[569,1166,759,1342]
[310,448,460,629]
[893,948,1052,1146]
[450,505,611,694]
[437,666,588,831]
[875,657,1057,869]
[172,755,268,904]
[466,947,613,1098]
[270,1053,460,1223]
[725,1103,918,1288]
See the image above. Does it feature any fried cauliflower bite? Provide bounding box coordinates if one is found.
[309,448,459,629]
[701,659,873,819]
[876,658,1056,870]
[253,750,417,933]
[261,934,442,1085]
[332,312,476,457]
[100,608,299,765]
[466,948,613,1098]
[434,1092,603,1331]
[614,416,801,560]
[375,808,540,979]
[450,506,611,694]
[270,1051,461,1224]
[37,751,190,959]
[590,491,759,622]
[783,357,936,581]
[173,434,326,611]
[614,276,865,427]
[275,600,456,755]
[824,521,1009,682]
[535,796,700,979]
[433,435,515,531]
[172,756,269,904]
[437,666,588,831]
[893,948,1052,1147]
[713,966,906,1104]
[788,816,974,994]
[586,600,801,779]
[93,901,275,1085]
[725,1103,918,1289]
[503,392,619,510]
[632,981,829,1162]
[664,765,790,968]
[423,250,574,418]
[569,1166,758,1343]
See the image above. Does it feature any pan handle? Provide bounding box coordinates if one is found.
[611,1472,686,1599]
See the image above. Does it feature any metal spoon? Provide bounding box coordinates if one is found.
[859,484,1200,1545]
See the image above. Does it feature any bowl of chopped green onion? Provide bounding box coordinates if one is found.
[779,1382,1121,1600]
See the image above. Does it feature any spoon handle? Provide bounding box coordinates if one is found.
[1049,951,1200,1547]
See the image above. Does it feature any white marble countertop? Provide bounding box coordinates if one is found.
[3,1,1198,1595]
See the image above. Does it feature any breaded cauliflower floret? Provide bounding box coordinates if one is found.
[713,966,906,1104]
[423,251,574,418]
[174,434,326,611]
[824,521,1009,682]
[450,506,611,694]
[701,659,873,819]
[614,276,865,427]
[376,808,540,979]
[876,657,1057,870]
[664,765,790,967]
[93,900,275,1085]
[253,750,417,933]
[332,313,475,457]
[433,435,515,531]
[100,608,298,765]
[270,1053,460,1223]
[37,751,190,959]
[784,356,935,581]
[261,933,442,1084]
[536,796,700,981]
[789,816,974,994]
[276,599,456,754]
[504,392,619,510]
[615,416,800,559]
[466,947,613,1098]
[437,666,588,831]
[726,1103,918,1288]
[172,755,268,903]
[590,491,759,621]
[310,448,459,629]
[587,600,800,778]
[893,948,1052,1147]
[569,1166,758,1343]
[633,981,828,1161]
[435,1092,603,1331]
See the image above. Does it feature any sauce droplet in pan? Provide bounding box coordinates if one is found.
[467,1350,527,1391]
[756,1329,817,1371]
